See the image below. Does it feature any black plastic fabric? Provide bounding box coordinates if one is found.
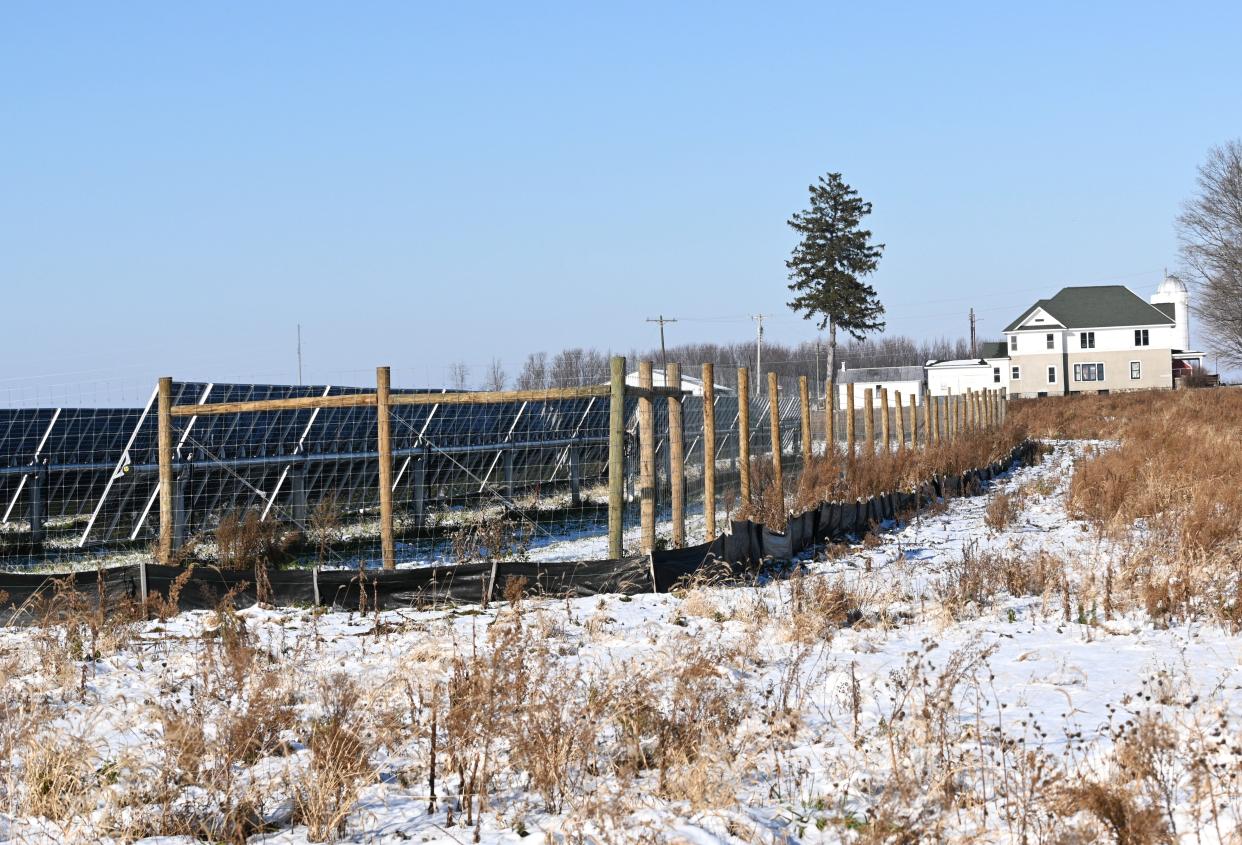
[0,440,1040,622]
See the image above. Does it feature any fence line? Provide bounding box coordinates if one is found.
[1,358,1009,570]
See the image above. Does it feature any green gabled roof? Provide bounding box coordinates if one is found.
[978,341,1008,359]
[1004,285,1176,332]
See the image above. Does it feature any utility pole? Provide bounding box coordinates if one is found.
[646,315,677,383]
[752,314,767,398]
[969,308,977,358]
[297,323,303,385]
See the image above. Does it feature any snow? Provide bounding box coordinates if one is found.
[0,440,1239,843]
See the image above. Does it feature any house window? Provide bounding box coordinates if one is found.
[1135,329,1149,347]
[1131,361,1141,379]
[1079,331,1095,349]
[993,367,1001,383]
[1046,333,1054,350]
[1074,363,1105,382]
[1009,336,1017,352]
[1011,366,1020,380]
[1047,366,1057,384]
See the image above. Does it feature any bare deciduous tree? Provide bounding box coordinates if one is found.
[1178,140,1242,368]
[549,348,610,386]
[485,359,506,391]
[516,352,548,390]
[448,361,471,390]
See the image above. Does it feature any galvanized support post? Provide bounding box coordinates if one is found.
[503,448,515,498]
[413,448,428,531]
[289,460,309,524]
[568,446,581,507]
[28,460,47,545]
[172,465,188,551]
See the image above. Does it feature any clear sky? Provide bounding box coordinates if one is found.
[3,2,1240,401]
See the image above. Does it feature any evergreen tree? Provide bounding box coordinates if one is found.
[786,173,886,378]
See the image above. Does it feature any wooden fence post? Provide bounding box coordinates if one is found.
[909,392,918,450]
[946,388,954,440]
[157,376,174,565]
[899,390,909,452]
[923,390,932,448]
[880,388,891,453]
[738,367,751,505]
[846,384,856,460]
[768,372,783,496]
[701,363,716,539]
[668,363,685,549]
[608,356,626,559]
[639,361,656,555]
[376,366,396,570]
[799,375,812,464]
[825,378,835,456]
[863,388,875,456]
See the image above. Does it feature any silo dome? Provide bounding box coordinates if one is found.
[1151,274,1191,352]
[1155,275,1188,297]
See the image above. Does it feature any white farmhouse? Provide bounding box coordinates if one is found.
[1002,281,1201,398]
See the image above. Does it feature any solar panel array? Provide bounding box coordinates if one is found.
[1,376,806,567]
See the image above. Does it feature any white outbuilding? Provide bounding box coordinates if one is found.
[925,342,1010,396]
[836,366,925,407]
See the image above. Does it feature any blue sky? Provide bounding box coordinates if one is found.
[2,2,1240,397]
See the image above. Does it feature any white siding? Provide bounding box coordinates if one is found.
[927,360,1008,395]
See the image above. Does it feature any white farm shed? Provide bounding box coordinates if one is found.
[836,366,924,407]
[924,342,1009,396]
[925,359,1008,396]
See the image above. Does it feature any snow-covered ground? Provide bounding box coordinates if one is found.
[1,440,1239,843]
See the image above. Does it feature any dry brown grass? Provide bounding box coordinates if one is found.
[984,488,1020,531]
[935,546,1065,620]
[215,508,301,571]
[1017,389,1242,630]
[736,423,1028,526]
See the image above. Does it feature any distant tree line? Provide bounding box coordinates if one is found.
[452,335,993,390]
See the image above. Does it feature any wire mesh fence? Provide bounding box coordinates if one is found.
[1,353,1009,574]
[0,364,822,571]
